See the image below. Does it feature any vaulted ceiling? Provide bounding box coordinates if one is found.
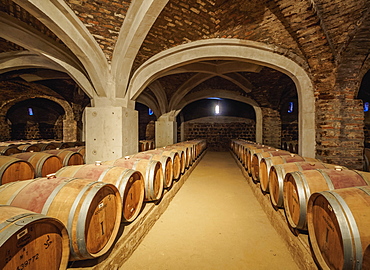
[0,0,369,117]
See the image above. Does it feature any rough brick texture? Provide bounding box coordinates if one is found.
[180,116,255,151]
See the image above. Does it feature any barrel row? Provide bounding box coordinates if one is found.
[138,140,155,152]
[0,141,85,155]
[230,138,370,270]
[0,139,206,268]
[0,148,85,185]
[281,140,298,154]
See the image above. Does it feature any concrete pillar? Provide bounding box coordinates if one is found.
[155,119,177,147]
[84,106,138,164]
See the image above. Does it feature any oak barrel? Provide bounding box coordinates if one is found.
[32,143,57,151]
[0,177,122,261]
[43,149,84,166]
[259,154,320,192]
[102,158,164,202]
[162,147,185,174]
[163,146,187,172]
[284,168,370,231]
[269,161,341,209]
[174,143,195,165]
[62,146,85,159]
[145,149,181,180]
[55,164,145,222]
[12,152,63,177]
[0,205,69,270]
[17,144,41,152]
[246,146,275,174]
[130,152,173,189]
[0,145,21,156]
[166,145,191,169]
[251,149,291,182]
[307,186,370,270]
[0,156,35,185]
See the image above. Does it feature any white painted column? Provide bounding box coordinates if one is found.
[84,106,138,164]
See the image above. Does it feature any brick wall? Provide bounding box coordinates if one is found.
[180,116,255,151]
[316,99,364,169]
[261,107,281,148]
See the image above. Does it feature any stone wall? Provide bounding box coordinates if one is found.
[180,116,255,151]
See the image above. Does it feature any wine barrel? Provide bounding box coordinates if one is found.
[130,152,173,189]
[62,146,85,159]
[55,164,145,222]
[102,158,164,202]
[43,149,84,166]
[167,145,191,168]
[0,177,122,261]
[246,146,276,174]
[0,205,69,270]
[145,149,181,180]
[251,149,291,182]
[33,143,57,151]
[53,142,74,149]
[17,144,41,152]
[288,141,298,154]
[174,142,195,165]
[0,156,35,185]
[307,186,370,270]
[284,168,370,231]
[162,147,186,174]
[259,154,320,192]
[12,152,63,177]
[269,161,342,209]
[0,145,21,156]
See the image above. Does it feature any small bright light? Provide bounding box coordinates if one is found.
[215,104,220,114]
[288,102,294,113]
[28,107,33,116]
[365,102,369,112]
[148,108,153,115]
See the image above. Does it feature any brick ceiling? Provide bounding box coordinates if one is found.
[0,0,369,116]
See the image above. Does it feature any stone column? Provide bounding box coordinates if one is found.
[63,119,77,142]
[0,115,10,141]
[316,99,364,170]
[84,106,138,164]
[261,107,281,149]
[155,112,177,147]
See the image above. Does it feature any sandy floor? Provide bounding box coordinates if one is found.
[121,151,299,270]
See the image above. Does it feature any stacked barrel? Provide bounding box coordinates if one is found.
[0,141,85,184]
[230,138,370,270]
[0,139,206,269]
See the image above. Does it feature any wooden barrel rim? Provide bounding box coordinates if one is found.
[0,205,69,270]
[269,165,286,208]
[134,159,164,201]
[118,169,145,222]
[283,171,311,230]
[308,191,363,270]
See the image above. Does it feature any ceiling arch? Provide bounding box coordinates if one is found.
[128,38,314,157]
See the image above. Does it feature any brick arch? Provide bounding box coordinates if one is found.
[128,39,315,157]
[0,95,76,141]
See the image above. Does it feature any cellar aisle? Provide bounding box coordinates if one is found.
[121,151,299,270]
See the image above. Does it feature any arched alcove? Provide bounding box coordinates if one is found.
[6,98,65,140]
[135,102,157,141]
